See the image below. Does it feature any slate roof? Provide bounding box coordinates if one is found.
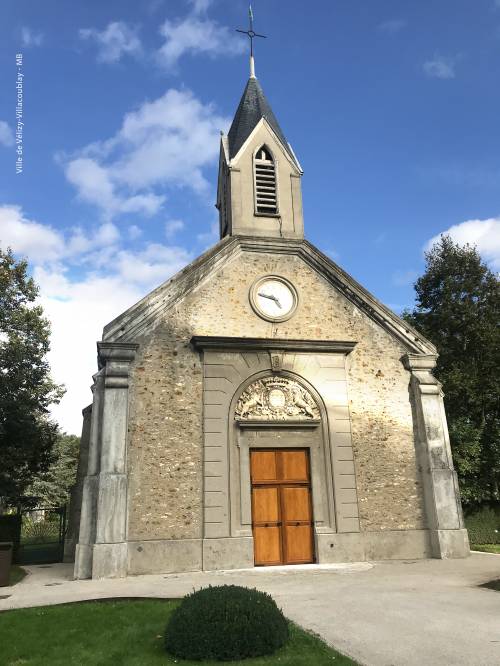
[227,77,297,164]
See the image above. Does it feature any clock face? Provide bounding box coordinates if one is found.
[250,276,298,322]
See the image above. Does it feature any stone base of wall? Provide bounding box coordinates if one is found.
[430,528,470,559]
[316,530,432,562]
[106,529,470,578]
[93,542,128,579]
[316,529,470,562]
[128,538,202,575]
[202,537,254,570]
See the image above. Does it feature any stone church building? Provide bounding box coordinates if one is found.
[72,56,469,579]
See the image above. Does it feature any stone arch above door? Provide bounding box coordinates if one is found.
[235,376,321,422]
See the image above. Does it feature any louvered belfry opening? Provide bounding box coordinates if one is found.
[254,146,277,214]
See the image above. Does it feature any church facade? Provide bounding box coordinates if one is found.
[72,60,469,579]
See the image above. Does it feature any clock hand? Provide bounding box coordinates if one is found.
[258,292,282,309]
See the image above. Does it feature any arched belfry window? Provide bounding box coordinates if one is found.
[254,146,277,215]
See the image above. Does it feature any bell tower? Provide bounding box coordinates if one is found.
[216,12,304,240]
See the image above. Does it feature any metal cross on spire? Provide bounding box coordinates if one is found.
[236,5,266,78]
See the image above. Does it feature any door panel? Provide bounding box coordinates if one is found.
[252,486,280,523]
[280,450,309,483]
[283,525,314,564]
[281,486,311,522]
[250,448,315,567]
[253,526,282,565]
[251,450,277,483]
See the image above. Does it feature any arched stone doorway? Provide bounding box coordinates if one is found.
[230,373,337,566]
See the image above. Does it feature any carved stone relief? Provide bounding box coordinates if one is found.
[235,376,320,421]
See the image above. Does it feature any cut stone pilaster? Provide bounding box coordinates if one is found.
[92,342,138,578]
[403,353,469,558]
[74,371,104,579]
[74,342,138,579]
[64,403,92,563]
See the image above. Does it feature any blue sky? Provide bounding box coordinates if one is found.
[1,0,499,433]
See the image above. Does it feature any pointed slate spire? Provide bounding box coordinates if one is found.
[227,77,296,164]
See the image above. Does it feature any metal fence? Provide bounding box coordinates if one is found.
[17,506,67,565]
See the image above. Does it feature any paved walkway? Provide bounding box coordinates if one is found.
[1,554,500,666]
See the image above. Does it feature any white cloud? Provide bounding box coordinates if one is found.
[426,217,500,269]
[0,121,14,147]
[65,158,116,212]
[63,88,229,219]
[377,19,407,34]
[423,55,456,79]
[2,204,193,433]
[156,14,244,69]
[0,205,63,262]
[21,27,44,47]
[114,243,191,285]
[79,21,142,64]
[64,156,165,219]
[0,205,121,264]
[38,240,192,433]
[36,269,144,434]
[165,219,185,237]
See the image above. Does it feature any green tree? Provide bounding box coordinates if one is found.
[404,235,500,506]
[28,433,80,506]
[0,248,64,505]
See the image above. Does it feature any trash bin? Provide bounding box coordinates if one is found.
[0,542,13,586]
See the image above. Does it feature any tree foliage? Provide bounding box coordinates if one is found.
[0,248,64,505]
[404,236,500,505]
[28,433,80,506]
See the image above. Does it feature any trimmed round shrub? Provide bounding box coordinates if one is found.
[164,585,289,661]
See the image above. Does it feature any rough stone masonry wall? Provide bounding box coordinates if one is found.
[127,320,203,541]
[126,249,426,541]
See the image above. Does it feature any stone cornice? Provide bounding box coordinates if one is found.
[402,353,438,371]
[402,353,442,394]
[191,336,357,354]
[97,341,139,367]
[236,419,321,429]
[97,342,139,388]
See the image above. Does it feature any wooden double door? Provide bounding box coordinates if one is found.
[251,448,315,566]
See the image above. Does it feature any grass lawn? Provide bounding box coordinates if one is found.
[0,599,358,665]
[471,544,500,554]
[8,565,27,586]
